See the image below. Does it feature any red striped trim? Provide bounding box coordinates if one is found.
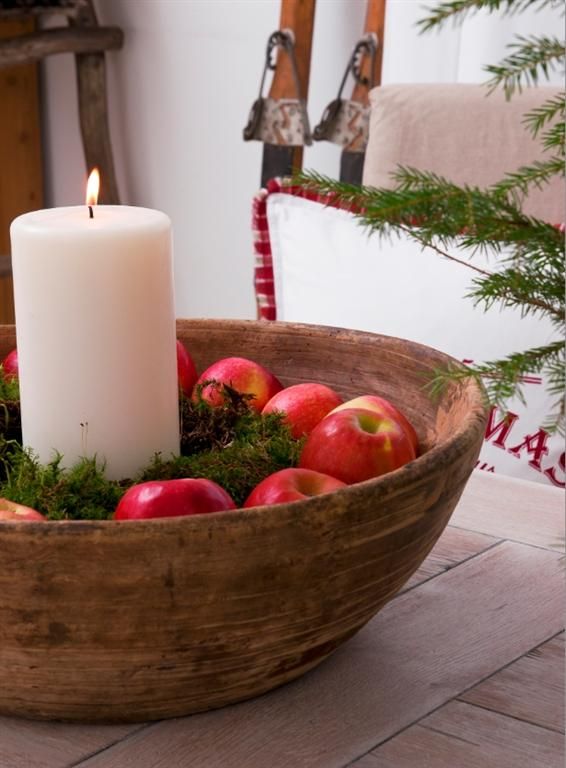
[252,178,362,321]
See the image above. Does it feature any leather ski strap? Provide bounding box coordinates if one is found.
[243,30,312,148]
[244,0,316,187]
[339,0,386,184]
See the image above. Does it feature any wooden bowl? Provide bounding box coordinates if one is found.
[0,319,487,723]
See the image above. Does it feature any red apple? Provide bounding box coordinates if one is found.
[262,383,343,438]
[299,407,416,484]
[244,467,346,507]
[328,394,418,453]
[114,478,236,520]
[1,348,18,380]
[194,357,283,412]
[176,340,198,397]
[0,498,45,521]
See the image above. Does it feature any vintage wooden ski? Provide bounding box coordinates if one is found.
[243,0,316,187]
[340,0,386,184]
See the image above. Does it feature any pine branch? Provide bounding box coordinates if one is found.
[297,169,562,251]
[492,156,565,198]
[468,266,564,320]
[485,35,565,96]
[542,356,566,432]
[417,0,558,33]
[523,91,565,138]
[384,168,562,255]
[541,121,565,156]
[429,341,565,432]
[396,225,493,277]
[505,240,565,274]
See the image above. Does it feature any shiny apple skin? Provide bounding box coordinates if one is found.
[1,348,18,380]
[194,357,283,412]
[176,340,198,397]
[299,407,416,484]
[262,383,343,438]
[0,498,45,521]
[328,394,419,453]
[244,467,346,507]
[114,478,236,520]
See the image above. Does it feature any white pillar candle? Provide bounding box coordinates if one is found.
[10,205,180,480]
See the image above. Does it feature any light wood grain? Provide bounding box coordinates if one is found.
[350,0,386,104]
[401,526,499,591]
[0,26,122,67]
[76,540,562,768]
[0,7,78,21]
[0,717,141,768]
[0,17,43,324]
[451,471,564,551]
[0,276,14,324]
[266,0,316,175]
[71,0,121,204]
[0,254,11,277]
[367,699,563,768]
[459,633,565,732]
[348,756,380,767]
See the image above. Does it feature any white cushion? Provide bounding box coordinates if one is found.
[363,84,565,224]
[267,192,563,487]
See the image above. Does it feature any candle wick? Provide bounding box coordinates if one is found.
[88,205,94,220]
[80,421,89,456]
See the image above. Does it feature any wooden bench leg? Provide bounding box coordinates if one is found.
[75,51,120,204]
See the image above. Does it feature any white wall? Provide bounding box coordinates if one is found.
[40,0,562,320]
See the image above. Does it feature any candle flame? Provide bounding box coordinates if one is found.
[86,168,100,206]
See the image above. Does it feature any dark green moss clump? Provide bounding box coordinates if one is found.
[180,381,257,453]
[0,379,302,519]
[0,367,21,444]
[141,412,303,506]
[0,366,19,404]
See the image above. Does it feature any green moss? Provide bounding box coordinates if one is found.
[0,442,126,520]
[0,367,19,403]
[0,368,21,444]
[140,420,303,506]
[0,383,302,519]
[135,388,303,505]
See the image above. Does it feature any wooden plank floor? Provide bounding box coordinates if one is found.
[361,696,564,768]
[0,471,562,767]
[356,635,564,768]
[449,471,564,551]
[460,633,564,733]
